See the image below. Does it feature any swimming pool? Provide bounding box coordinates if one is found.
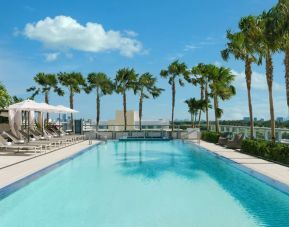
[0,140,289,227]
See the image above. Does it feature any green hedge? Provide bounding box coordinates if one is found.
[201,131,220,143]
[241,139,289,166]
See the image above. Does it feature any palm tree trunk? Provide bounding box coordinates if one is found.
[192,114,195,128]
[266,53,275,143]
[123,91,127,131]
[45,91,49,126]
[205,82,209,130]
[139,95,143,131]
[171,81,175,132]
[191,113,193,127]
[284,46,289,113]
[213,94,219,133]
[245,57,254,139]
[70,88,74,132]
[198,86,204,127]
[96,88,100,131]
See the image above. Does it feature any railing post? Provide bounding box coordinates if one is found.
[277,130,282,142]
[264,130,269,140]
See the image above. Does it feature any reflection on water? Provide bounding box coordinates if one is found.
[113,140,289,227]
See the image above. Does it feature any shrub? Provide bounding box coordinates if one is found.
[201,131,220,143]
[241,139,289,166]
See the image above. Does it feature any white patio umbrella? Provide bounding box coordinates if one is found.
[55,105,78,113]
[8,100,43,142]
[8,100,47,112]
[8,100,60,141]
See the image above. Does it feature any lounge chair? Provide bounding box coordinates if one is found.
[2,131,51,151]
[0,135,42,154]
[218,132,232,146]
[19,129,68,148]
[44,127,83,143]
[226,133,244,149]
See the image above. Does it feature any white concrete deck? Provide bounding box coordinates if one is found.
[198,140,289,190]
[0,140,101,189]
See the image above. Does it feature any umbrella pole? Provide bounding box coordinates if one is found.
[28,111,30,142]
[42,112,45,136]
[24,111,27,129]
[59,113,61,136]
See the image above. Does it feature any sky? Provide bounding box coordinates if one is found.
[0,0,285,122]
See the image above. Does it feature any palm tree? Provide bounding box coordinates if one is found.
[209,66,236,133]
[11,96,24,104]
[114,68,137,131]
[58,72,86,131]
[190,63,211,129]
[240,14,279,142]
[160,60,188,131]
[221,29,259,139]
[27,73,64,122]
[134,73,164,130]
[85,72,114,131]
[269,1,289,113]
[184,98,206,128]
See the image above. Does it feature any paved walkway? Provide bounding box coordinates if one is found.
[198,140,289,191]
[0,140,101,189]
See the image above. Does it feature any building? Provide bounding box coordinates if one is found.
[100,110,169,131]
[243,117,250,122]
[276,117,284,122]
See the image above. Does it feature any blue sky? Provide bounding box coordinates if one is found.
[1,0,285,121]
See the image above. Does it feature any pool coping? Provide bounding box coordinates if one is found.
[0,141,102,200]
[188,140,289,195]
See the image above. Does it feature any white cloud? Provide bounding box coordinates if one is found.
[45,52,60,62]
[184,44,198,52]
[232,70,283,92]
[23,15,143,57]
[124,30,138,37]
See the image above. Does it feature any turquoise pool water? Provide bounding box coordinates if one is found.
[0,140,289,227]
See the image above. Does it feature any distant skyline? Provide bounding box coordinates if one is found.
[1,0,285,121]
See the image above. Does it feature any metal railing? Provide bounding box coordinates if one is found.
[209,125,289,142]
[62,121,289,143]
[79,123,202,143]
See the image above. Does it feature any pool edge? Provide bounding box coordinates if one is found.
[187,141,289,196]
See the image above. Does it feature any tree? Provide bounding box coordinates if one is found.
[184,98,206,128]
[85,72,114,130]
[0,82,11,108]
[134,73,164,130]
[269,1,289,113]
[209,66,236,133]
[58,72,86,131]
[221,28,259,139]
[114,68,137,131]
[240,13,279,142]
[10,96,24,104]
[160,60,188,131]
[27,73,64,122]
[190,63,211,129]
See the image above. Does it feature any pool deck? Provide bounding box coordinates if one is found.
[198,140,289,192]
[0,140,101,189]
